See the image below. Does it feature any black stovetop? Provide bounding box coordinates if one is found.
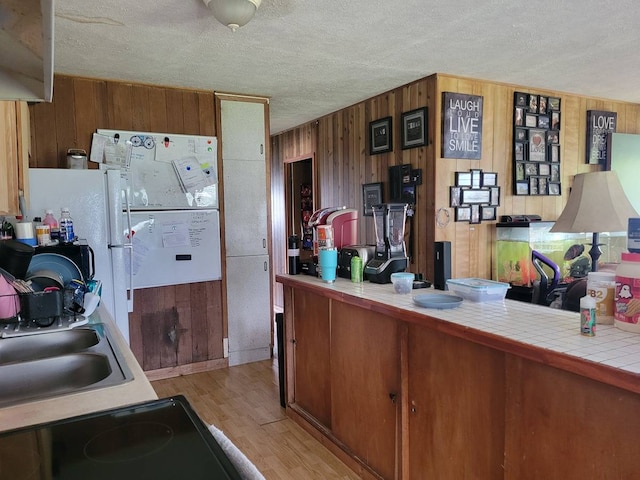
[0,396,242,480]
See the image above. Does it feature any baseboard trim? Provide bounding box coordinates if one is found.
[144,358,228,381]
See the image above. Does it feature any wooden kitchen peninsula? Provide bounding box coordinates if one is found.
[277,274,640,480]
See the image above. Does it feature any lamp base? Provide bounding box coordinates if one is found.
[588,232,602,272]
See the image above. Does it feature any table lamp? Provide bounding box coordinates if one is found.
[550,171,638,272]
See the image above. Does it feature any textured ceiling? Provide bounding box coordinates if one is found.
[54,0,640,134]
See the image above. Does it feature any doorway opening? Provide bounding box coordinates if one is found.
[285,156,315,267]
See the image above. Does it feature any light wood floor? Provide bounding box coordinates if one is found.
[151,359,360,480]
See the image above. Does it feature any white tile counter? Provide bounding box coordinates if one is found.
[277,274,640,394]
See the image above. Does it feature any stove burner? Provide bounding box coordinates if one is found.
[84,421,173,463]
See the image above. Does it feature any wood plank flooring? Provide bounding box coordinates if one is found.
[151,359,360,480]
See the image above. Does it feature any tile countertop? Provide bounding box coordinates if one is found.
[277,274,640,396]
[0,305,158,432]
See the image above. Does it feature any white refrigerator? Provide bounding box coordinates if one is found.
[29,168,133,342]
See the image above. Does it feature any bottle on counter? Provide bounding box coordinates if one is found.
[351,255,363,283]
[580,294,596,336]
[43,210,59,242]
[59,207,75,244]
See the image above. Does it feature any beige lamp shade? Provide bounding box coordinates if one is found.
[550,171,639,234]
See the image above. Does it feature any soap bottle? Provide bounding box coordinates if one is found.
[43,210,59,242]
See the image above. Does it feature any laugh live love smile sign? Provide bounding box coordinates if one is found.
[442,92,483,159]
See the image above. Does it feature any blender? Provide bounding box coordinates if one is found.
[364,203,409,283]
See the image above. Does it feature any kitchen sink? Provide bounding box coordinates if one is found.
[0,324,133,407]
[0,328,100,365]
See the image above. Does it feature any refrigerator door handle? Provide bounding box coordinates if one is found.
[123,188,134,312]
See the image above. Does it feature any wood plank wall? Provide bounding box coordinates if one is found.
[28,75,224,372]
[271,73,640,287]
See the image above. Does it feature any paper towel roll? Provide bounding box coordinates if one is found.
[15,222,34,240]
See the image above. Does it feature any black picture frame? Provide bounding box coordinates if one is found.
[362,182,383,216]
[548,97,561,111]
[369,116,393,155]
[481,206,497,221]
[450,186,462,207]
[455,207,471,222]
[401,107,427,149]
[455,172,472,187]
[482,172,497,187]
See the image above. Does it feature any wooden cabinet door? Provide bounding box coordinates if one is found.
[291,289,331,427]
[407,325,505,480]
[0,101,21,215]
[331,302,399,480]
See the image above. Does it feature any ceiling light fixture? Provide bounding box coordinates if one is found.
[202,0,262,32]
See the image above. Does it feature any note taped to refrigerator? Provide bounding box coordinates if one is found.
[162,222,190,248]
[97,129,218,209]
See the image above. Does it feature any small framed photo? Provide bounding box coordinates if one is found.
[530,176,539,195]
[516,162,525,181]
[461,189,491,205]
[551,111,561,130]
[514,143,525,161]
[537,115,550,129]
[516,182,529,195]
[538,163,550,176]
[551,164,560,182]
[470,204,481,224]
[450,186,462,207]
[539,96,548,115]
[402,184,416,204]
[490,186,501,206]
[514,92,528,107]
[455,207,471,222]
[546,130,559,145]
[514,107,525,126]
[548,183,561,195]
[482,172,497,187]
[369,116,393,155]
[528,129,547,162]
[515,128,527,142]
[548,97,561,111]
[525,114,537,128]
[538,177,548,195]
[471,169,482,188]
[481,206,497,221]
[528,94,539,113]
[362,182,383,216]
[550,144,560,163]
[401,107,427,149]
[455,171,472,187]
[525,162,538,176]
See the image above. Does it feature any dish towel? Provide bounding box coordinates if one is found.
[208,425,266,480]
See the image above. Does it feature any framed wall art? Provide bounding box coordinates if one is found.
[512,91,562,196]
[450,168,500,223]
[586,110,617,165]
[362,182,383,216]
[401,107,427,149]
[442,92,483,159]
[369,116,393,155]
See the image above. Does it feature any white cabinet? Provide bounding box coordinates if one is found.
[226,255,270,365]
[220,97,271,366]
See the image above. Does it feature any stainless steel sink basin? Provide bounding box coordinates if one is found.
[0,329,100,365]
[0,324,133,407]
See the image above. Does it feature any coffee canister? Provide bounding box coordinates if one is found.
[587,271,616,324]
[614,252,640,333]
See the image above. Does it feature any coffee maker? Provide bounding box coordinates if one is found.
[364,203,408,283]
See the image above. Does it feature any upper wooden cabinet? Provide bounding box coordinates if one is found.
[0,101,30,216]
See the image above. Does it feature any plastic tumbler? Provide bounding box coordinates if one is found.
[319,248,338,283]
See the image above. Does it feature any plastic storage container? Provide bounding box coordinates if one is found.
[390,272,413,294]
[446,278,510,302]
[614,252,640,333]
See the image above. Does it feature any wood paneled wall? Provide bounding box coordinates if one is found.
[28,75,223,372]
[271,73,640,285]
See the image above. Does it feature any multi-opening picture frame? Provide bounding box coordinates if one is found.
[450,168,500,223]
[369,116,393,155]
[512,91,562,196]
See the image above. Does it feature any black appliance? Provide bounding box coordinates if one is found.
[34,239,94,282]
[364,204,409,284]
[0,396,242,480]
[337,245,375,279]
